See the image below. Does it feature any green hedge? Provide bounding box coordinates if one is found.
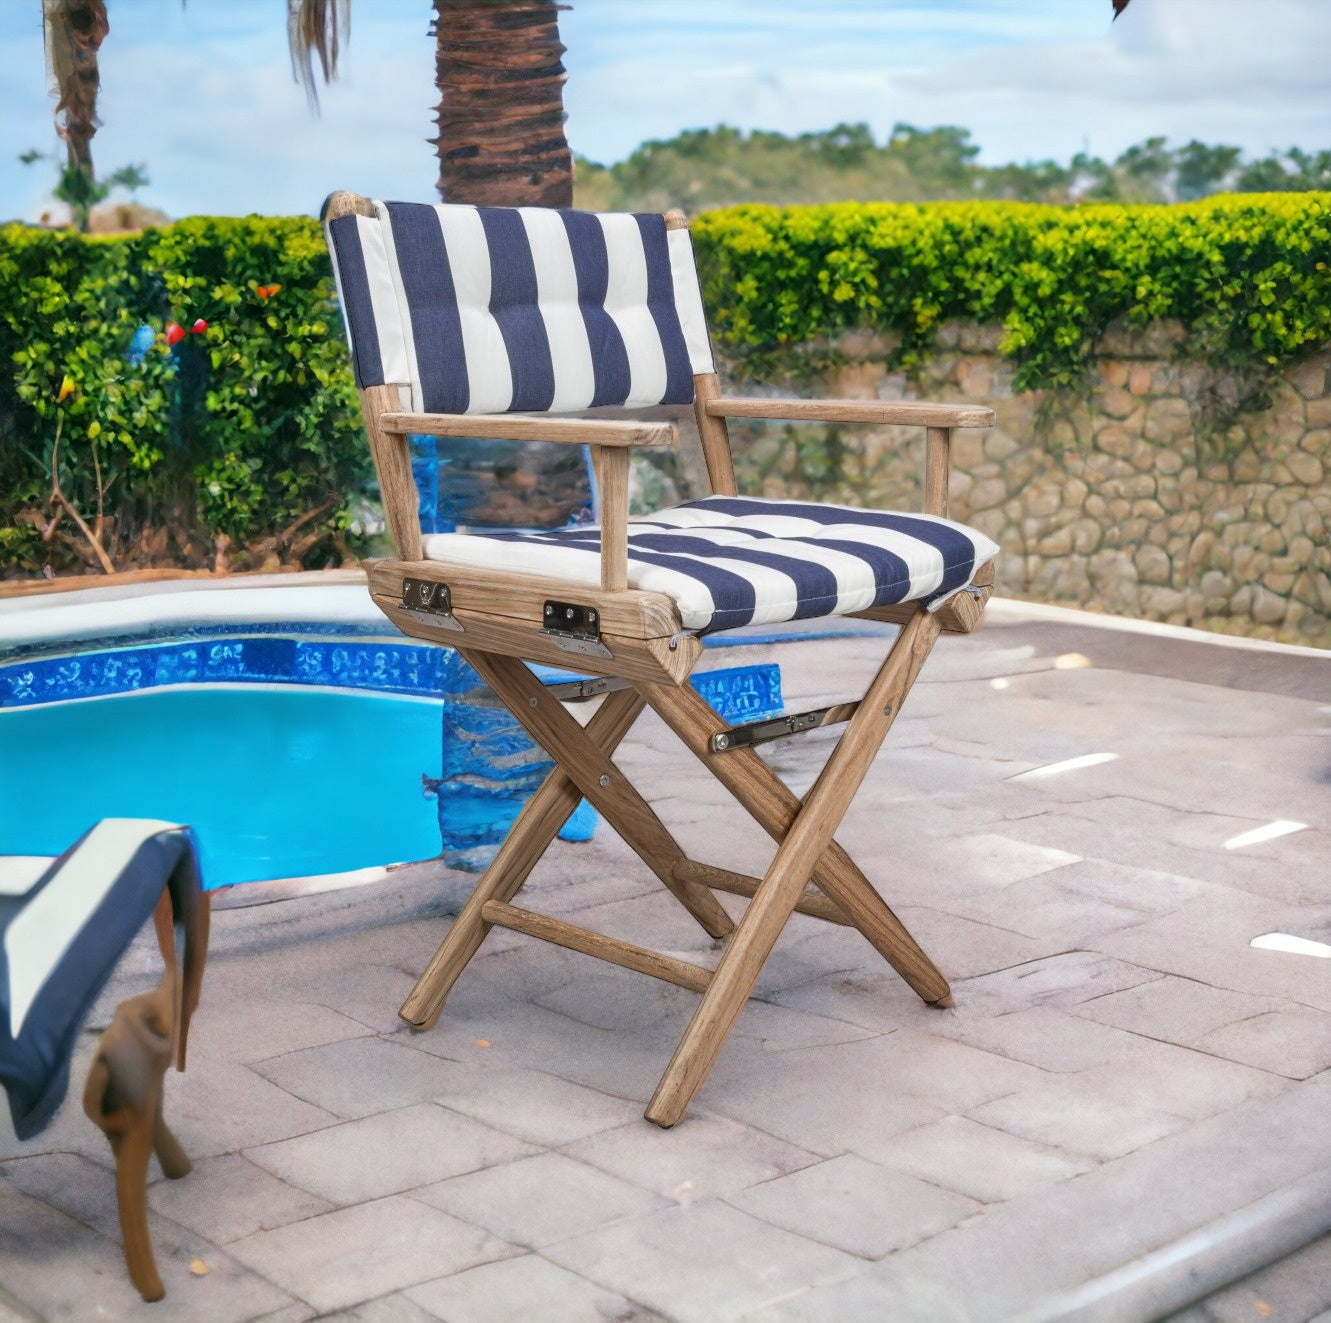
[3,195,1328,575]
[691,193,1331,392]
[0,216,365,575]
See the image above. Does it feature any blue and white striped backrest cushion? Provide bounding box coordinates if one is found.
[325,200,715,415]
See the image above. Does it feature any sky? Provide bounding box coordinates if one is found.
[1,0,1330,222]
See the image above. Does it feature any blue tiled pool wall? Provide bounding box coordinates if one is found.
[0,634,455,709]
[0,629,785,715]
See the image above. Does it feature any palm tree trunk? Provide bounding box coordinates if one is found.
[430,0,573,207]
[43,0,109,178]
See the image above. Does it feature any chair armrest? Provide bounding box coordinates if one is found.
[705,398,994,429]
[380,409,643,593]
[380,412,677,448]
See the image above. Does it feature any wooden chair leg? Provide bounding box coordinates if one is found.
[643,620,953,1008]
[152,1098,192,1182]
[83,889,195,1302]
[462,650,735,941]
[400,686,648,1030]
[645,611,944,1126]
[172,878,210,1071]
[83,972,180,1302]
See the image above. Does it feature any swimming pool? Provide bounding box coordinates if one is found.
[0,574,787,891]
[0,577,451,889]
[0,684,442,889]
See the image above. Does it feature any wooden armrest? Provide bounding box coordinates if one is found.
[381,410,639,593]
[380,412,677,448]
[706,398,994,429]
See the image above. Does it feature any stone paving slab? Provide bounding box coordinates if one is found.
[1166,1231,1331,1323]
[750,1073,1331,1322]
[244,1102,539,1206]
[405,1254,664,1323]
[0,1177,298,1322]
[415,1151,669,1248]
[226,1196,514,1315]
[1,613,1327,1321]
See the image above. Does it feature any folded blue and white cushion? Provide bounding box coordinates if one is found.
[0,819,200,1140]
[421,495,999,634]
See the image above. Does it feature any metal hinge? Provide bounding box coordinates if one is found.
[539,600,613,659]
[400,577,464,632]
[544,675,632,703]
[710,701,858,753]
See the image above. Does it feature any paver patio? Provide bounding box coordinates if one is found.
[1,601,1328,1322]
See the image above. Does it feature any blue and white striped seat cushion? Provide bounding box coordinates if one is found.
[0,820,200,1140]
[325,199,714,415]
[422,496,999,634]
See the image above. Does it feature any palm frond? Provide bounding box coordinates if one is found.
[287,0,350,114]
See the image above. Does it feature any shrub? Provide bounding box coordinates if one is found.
[691,193,1331,402]
[4,196,1328,576]
[0,216,367,576]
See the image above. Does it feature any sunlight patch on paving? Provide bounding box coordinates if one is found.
[1250,933,1331,958]
[1010,752,1119,781]
[1223,820,1307,851]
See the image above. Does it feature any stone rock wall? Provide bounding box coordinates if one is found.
[720,328,1331,647]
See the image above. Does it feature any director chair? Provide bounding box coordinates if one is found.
[323,193,997,1127]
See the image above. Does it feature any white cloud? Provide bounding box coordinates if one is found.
[1,0,1328,221]
[565,0,1331,165]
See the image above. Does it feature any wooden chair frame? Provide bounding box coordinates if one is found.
[328,193,995,1127]
[84,883,209,1301]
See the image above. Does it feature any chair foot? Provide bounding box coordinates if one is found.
[153,1108,192,1181]
[643,1097,686,1130]
[83,976,182,1303]
[930,994,955,1009]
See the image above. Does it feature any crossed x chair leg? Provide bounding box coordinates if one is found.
[399,683,732,1033]
[399,610,953,1127]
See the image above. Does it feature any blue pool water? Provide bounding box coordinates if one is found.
[0,686,442,889]
[0,575,794,889]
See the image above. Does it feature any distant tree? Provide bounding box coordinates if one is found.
[1068,151,1120,202]
[804,122,876,170]
[886,124,980,193]
[981,158,1074,204]
[108,161,149,200]
[1175,140,1242,200]
[1236,148,1331,193]
[1284,148,1331,191]
[1111,136,1171,203]
[19,144,150,231]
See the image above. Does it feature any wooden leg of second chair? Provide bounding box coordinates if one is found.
[646,612,942,1126]
[83,973,181,1302]
[400,686,648,1031]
